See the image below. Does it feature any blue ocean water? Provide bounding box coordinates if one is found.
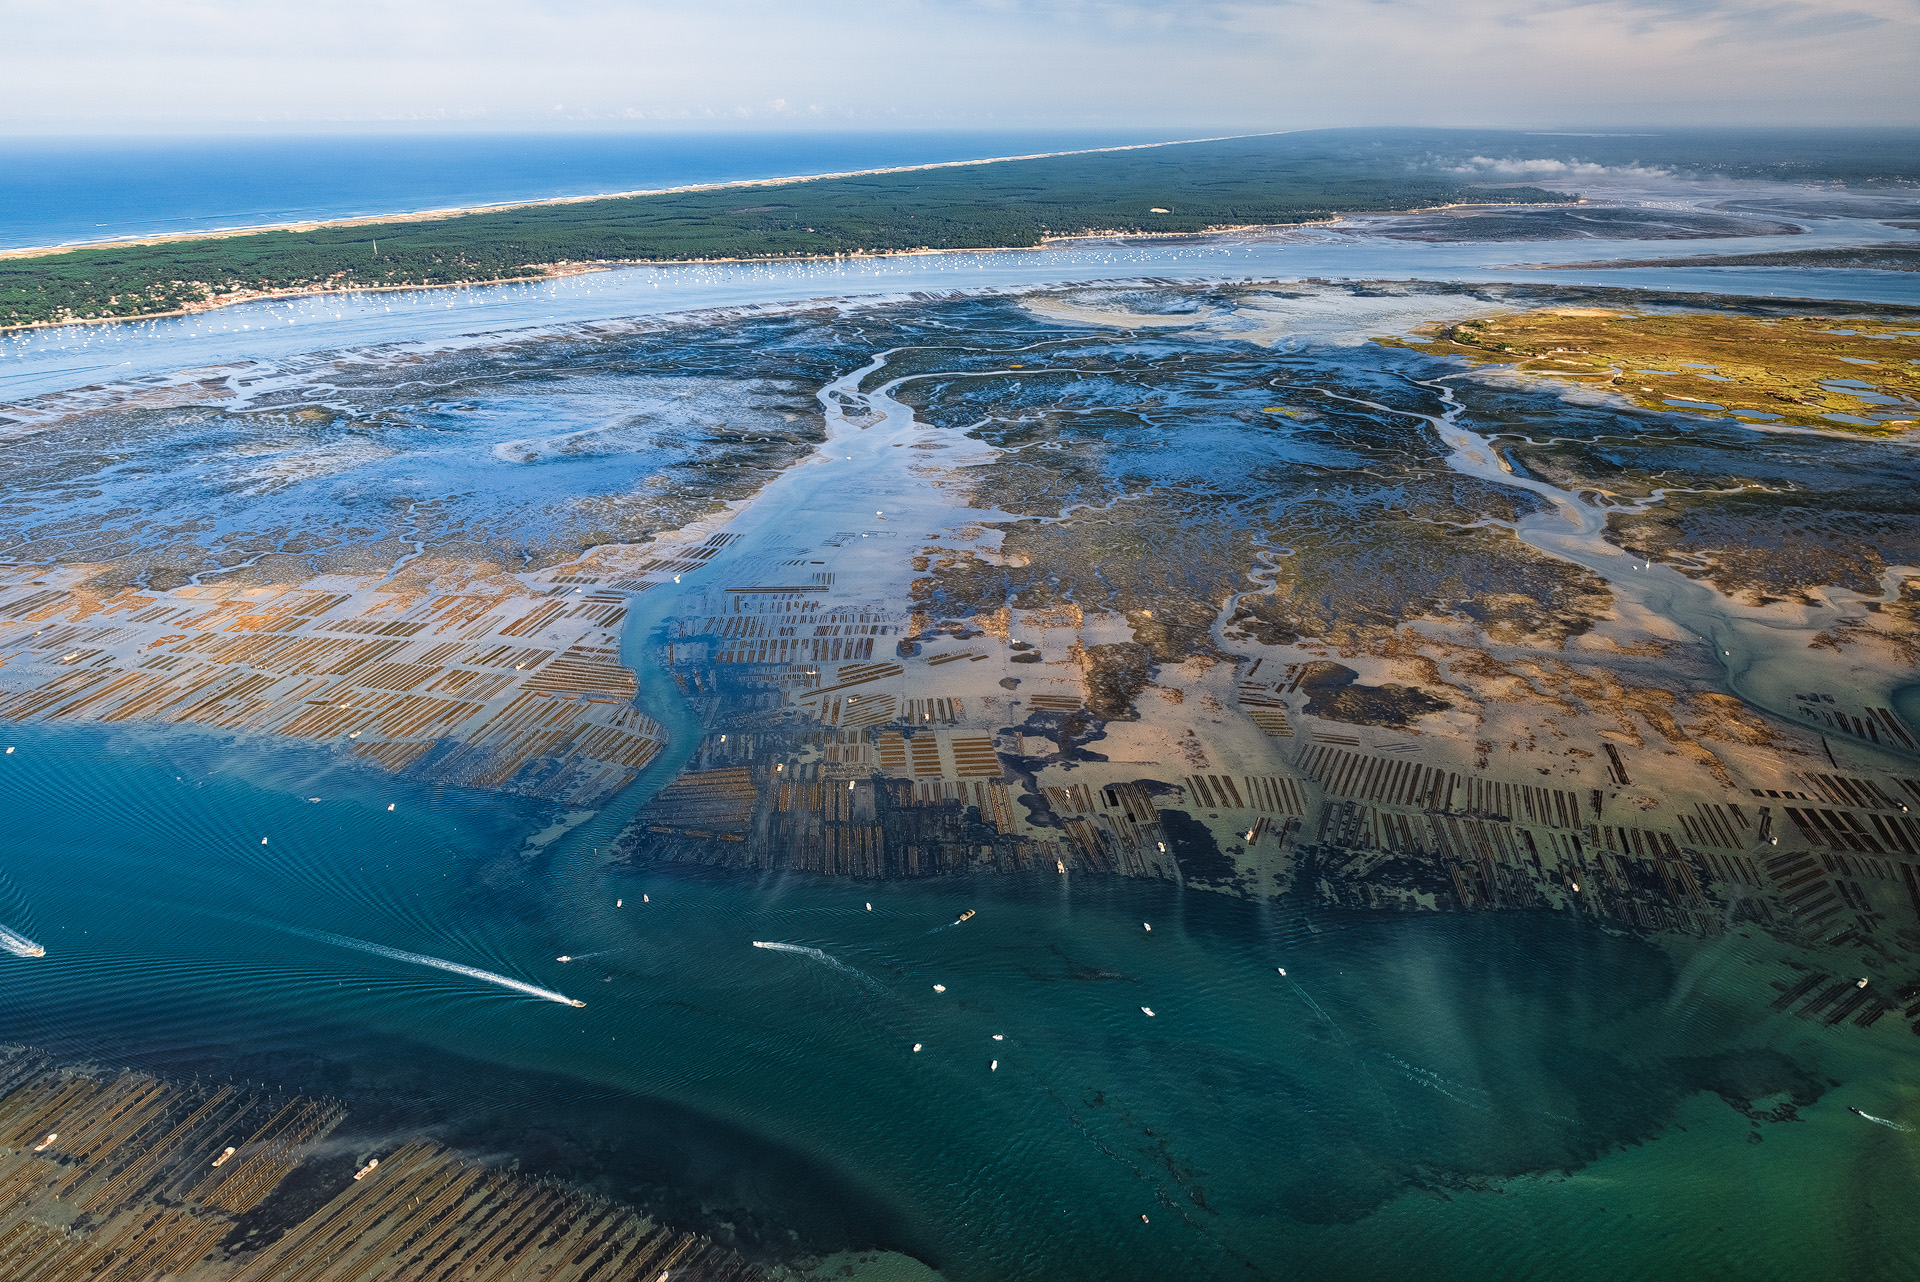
[0,130,1189,250]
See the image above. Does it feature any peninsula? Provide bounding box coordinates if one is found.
[0,133,1569,330]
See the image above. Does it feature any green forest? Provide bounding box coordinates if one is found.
[1,133,1572,328]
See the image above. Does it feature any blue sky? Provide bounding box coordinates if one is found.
[4,0,1915,132]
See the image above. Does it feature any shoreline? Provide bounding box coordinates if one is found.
[0,130,1282,263]
[0,203,1603,338]
[0,222,1328,337]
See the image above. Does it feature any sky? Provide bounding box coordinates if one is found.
[4,0,1917,133]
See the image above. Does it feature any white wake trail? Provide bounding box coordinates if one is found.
[291,925,583,1007]
[1854,1108,1912,1132]
[751,940,881,989]
[0,924,44,958]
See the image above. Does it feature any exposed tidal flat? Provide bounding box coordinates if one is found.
[4,210,1918,406]
[0,213,1919,1278]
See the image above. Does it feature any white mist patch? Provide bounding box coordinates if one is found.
[0,924,45,958]
[488,378,808,466]
[1023,298,1210,331]
[229,438,403,492]
[284,923,582,1007]
[1443,156,1675,181]
[1109,285,1501,350]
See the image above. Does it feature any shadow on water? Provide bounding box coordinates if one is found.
[34,1025,930,1267]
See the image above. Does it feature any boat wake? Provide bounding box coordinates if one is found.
[276,923,583,1007]
[1851,1107,1912,1131]
[0,924,44,958]
[751,940,882,989]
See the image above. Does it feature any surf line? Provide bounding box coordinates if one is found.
[277,923,584,1008]
[0,924,45,958]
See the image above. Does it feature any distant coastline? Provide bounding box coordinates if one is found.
[0,133,1580,333]
[2,209,1613,337]
[0,132,1276,263]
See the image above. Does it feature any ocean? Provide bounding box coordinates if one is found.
[0,130,1190,251]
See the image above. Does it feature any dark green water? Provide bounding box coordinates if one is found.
[2,722,1917,1280]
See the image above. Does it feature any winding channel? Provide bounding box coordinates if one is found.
[1324,377,1920,757]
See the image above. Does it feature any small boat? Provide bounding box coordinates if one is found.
[957,910,975,923]
[1277,968,1286,977]
[912,1043,921,1052]
[556,955,572,963]
[1141,1006,1156,1017]
[992,1033,1004,1041]
[1143,923,1151,932]
[1857,978,1871,989]
[865,902,872,911]
[616,899,623,907]
[31,1133,55,1152]
[642,895,649,903]
[1056,860,1065,874]
[990,1060,998,1071]
[569,999,587,1008]
[933,984,946,993]
[212,1146,236,1167]
[354,1158,380,1181]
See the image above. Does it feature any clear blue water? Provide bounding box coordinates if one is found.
[0,131,1189,250]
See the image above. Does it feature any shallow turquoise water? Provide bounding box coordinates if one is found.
[2,720,1913,1279]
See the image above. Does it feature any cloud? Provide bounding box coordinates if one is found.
[0,0,1915,131]
[1444,156,1678,180]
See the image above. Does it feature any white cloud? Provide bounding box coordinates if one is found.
[0,0,1915,131]
[1444,157,1678,180]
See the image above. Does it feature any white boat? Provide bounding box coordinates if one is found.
[31,1133,55,1152]
[354,1158,380,1181]
[212,1146,236,1167]
[1141,1007,1156,1017]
